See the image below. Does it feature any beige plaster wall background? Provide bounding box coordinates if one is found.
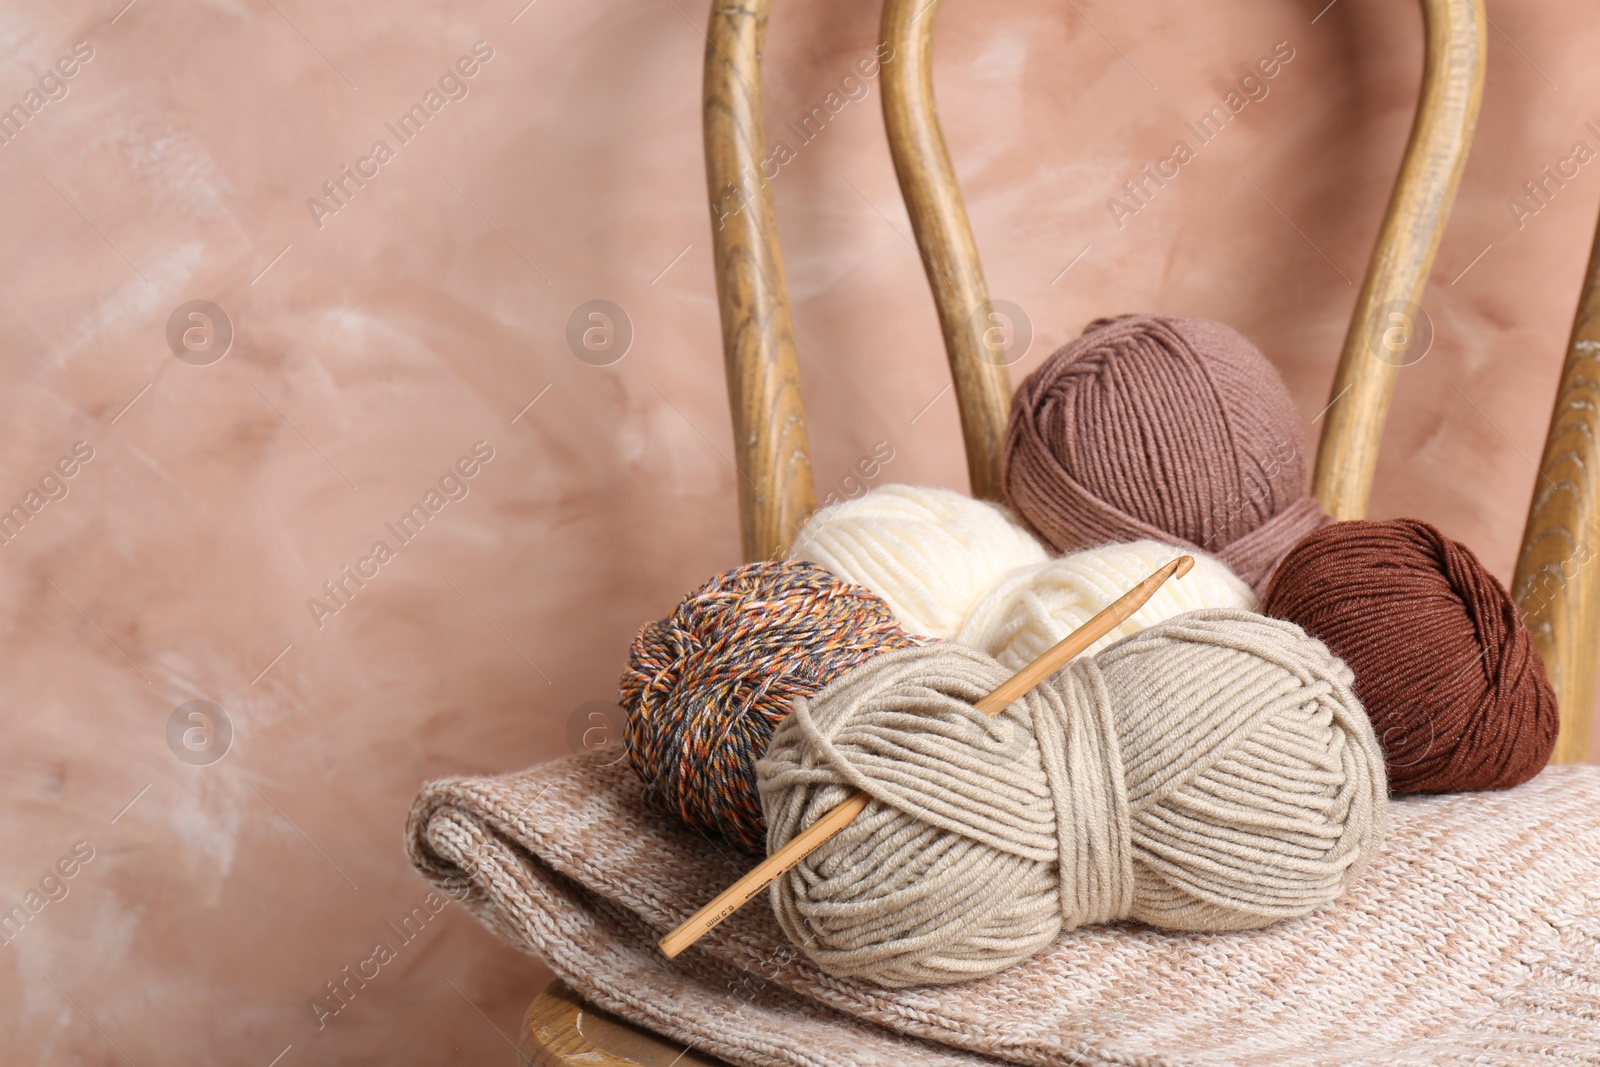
[1,0,1596,1062]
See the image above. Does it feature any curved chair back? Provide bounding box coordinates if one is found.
[879,0,1486,519]
[704,0,1593,761]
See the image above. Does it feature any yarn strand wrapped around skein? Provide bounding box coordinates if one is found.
[1004,315,1327,593]
[759,610,1386,987]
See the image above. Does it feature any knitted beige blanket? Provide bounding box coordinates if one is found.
[406,751,1600,1067]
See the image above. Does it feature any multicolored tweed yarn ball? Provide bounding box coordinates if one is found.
[620,560,921,852]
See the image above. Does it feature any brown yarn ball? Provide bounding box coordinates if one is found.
[1262,518,1559,793]
[1003,314,1327,593]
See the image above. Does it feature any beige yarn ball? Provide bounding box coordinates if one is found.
[956,540,1256,668]
[790,485,1048,640]
[758,609,1386,987]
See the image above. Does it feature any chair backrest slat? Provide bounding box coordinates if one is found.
[1312,0,1486,519]
[704,0,815,561]
[1514,208,1600,764]
[880,0,1012,501]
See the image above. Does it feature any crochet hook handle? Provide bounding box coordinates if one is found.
[657,554,1194,959]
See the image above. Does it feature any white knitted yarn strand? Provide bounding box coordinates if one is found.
[790,485,1048,640]
[758,609,1386,987]
[956,540,1256,667]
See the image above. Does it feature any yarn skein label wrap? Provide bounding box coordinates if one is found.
[1003,315,1329,593]
[758,609,1387,987]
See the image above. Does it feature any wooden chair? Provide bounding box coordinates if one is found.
[522,0,1600,1060]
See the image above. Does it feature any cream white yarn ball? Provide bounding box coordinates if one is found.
[955,540,1256,667]
[790,484,1048,640]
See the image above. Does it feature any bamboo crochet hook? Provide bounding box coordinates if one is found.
[658,554,1195,958]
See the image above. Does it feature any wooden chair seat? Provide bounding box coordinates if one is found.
[520,980,731,1067]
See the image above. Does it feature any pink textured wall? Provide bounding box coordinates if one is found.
[2,0,1596,1062]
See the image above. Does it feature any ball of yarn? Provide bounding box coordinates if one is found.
[1003,315,1327,593]
[620,560,920,852]
[759,609,1385,986]
[790,484,1048,639]
[1262,518,1559,793]
[955,540,1256,668]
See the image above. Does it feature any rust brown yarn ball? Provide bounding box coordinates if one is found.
[1262,518,1558,793]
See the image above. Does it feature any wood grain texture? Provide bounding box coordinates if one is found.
[705,0,816,560]
[1311,0,1485,520]
[1512,208,1600,766]
[521,979,732,1066]
[880,0,1013,502]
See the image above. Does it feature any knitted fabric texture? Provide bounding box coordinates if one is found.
[758,611,1386,987]
[955,540,1256,668]
[407,753,1600,1067]
[621,560,921,852]
[791,484,1048,640]
[1003,315,1327,593]
[1263,518,1560,793]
